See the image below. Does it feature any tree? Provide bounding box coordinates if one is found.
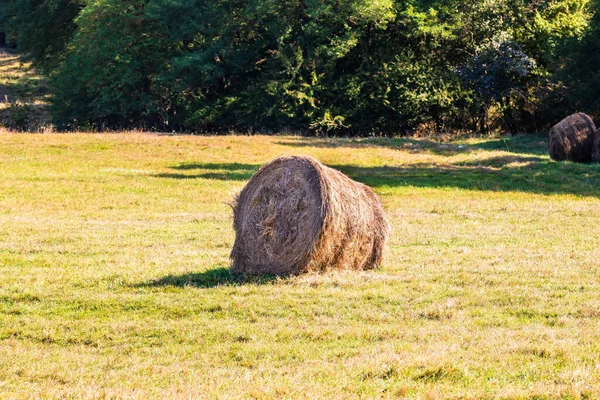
[52,0,170,129]
[457,41,537,132]
[1,0,86,70]
[7,0,593,133]
[559,0,600,117]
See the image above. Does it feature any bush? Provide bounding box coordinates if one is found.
[3,0,597,134]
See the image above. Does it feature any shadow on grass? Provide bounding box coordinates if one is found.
[138,267,280,289]
[152,135,600,197]
[0,50,50,100]
[469,135,548,156]
[155,156,600,197]
[332,157,600,197]
[276,137,463,156]
[275,133,548,156]
[154,162,260,181]
[0,53,17,69]
[173,162,258,171]
[0,48,51,131]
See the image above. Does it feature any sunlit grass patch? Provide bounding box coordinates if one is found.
[0,48,51,131]
[0,133,599,398]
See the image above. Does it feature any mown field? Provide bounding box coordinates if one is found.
[1,132,600,399]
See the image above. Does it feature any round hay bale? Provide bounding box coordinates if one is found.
[592,129,600,163]
[230,155,391,276]
[548,112,596,162]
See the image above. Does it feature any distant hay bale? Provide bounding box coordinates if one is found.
[548,112,596,162]
[592,129,600,163]
[230,155,391,276]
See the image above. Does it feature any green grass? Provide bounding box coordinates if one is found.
[1,132,600,399]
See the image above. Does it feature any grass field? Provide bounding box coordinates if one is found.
[1,132,600,399]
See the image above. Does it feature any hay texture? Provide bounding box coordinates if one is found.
[230,155,390,276]
[548,112,596,162]
[592,129,600,163]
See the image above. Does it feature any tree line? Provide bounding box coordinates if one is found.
[0,0,598,135]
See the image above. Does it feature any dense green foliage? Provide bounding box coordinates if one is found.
[560,0,600,116]
[0,0,86,70]
[0,0,597,134]
[52,0,169,129]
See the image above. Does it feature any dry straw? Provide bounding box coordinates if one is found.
[230,155,391,276]
[548,112,596,162]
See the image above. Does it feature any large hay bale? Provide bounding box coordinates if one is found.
[230,155,391,276]
[548,112,596,162]
[592,129,600,163]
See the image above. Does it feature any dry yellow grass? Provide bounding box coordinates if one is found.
[1,132,600,399]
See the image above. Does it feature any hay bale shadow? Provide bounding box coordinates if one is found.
[138,267,279,289]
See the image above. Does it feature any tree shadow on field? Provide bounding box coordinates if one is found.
[153,162,259,181]
[275,133,548,156]
[469,135,548,156]
[154,157,600,197]
[152,134,600,197]
[332,156,600,197]
[138,267,279,289]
